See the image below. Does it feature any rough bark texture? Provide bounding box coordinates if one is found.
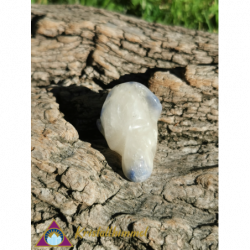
[31,5,218,250]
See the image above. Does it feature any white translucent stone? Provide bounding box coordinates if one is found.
[97,82,162,182]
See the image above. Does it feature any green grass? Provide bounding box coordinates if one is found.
[31,0,218,33]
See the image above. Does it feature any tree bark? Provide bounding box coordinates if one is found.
[31,5,218,250]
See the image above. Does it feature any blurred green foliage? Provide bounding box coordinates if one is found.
[31,0,218,33]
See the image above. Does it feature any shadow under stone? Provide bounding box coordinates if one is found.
[49,83,126,178]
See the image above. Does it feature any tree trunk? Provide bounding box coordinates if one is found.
[31,5,218,250]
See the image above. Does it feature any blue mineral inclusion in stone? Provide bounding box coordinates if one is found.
[146,91,162,120]
[127,159,152,182]
[128,170,137,181]
[127,168,151,182]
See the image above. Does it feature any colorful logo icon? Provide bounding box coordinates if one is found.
[35,219,73,247]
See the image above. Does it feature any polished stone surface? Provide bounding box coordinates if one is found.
[97,82,162,182]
